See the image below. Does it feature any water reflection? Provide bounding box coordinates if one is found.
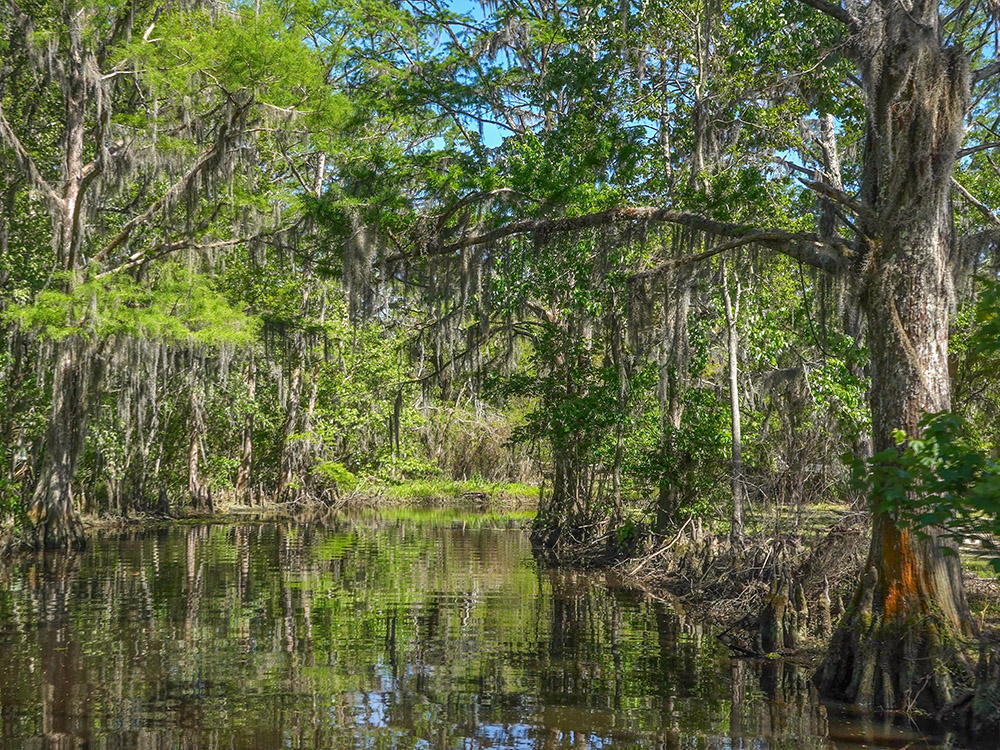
[0,512,977,749]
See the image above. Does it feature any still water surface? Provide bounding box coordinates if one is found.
[0,509,977,749]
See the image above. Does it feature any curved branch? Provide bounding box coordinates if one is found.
[960,227,1000,254]
[952,178,1000,227]
[391,206,853,274]
[98,233,272,278]
[92,140,224,264]
[435,188,535,230]
[799,177,874,224]
[93,100,250,265]
[629,232,809,282]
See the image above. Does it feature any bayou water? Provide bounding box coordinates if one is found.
[0,509,978,748]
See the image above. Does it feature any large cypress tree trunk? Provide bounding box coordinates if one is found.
[20,6,91,550]
[27,339,90,549]
[816,1,975,712]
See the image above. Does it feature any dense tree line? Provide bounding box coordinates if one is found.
[2,0,1000,721]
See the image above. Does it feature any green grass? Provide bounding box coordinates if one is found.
[381,478,539,503]
[357,505,537,528]
[962,555,1000,578]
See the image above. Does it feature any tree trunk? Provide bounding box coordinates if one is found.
[721,260,744,544]
[538,443,588,533]
[277,283,314,502]
[22,7,91,550]
[276,353,304,503]
[656,262,692,531]
[816,2,974,713]
[27,339,90,550]
[235,354,256,506]
[187,380,212,513]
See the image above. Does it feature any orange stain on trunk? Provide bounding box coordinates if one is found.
[884,527,921,619]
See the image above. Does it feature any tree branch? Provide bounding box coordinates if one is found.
[98,3,144,63]
[795,0,854,27]
[629,233,790,282]
[92,101,249,265]
[958,141,1000,158]
[0,103,60,208]
[98,237,249,278]
[93,143,224,264]
[391,206,853,273]
[972,61,1000,85]
[952,178,1000,227]
[799,177,874,223]
[435,188,535,230]
[960,228,1000,255]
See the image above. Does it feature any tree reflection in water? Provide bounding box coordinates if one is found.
[0,512,976,749]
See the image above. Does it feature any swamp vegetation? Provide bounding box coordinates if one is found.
[2,0,1000,739]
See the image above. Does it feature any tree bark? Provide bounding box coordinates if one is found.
[21,6,92,550]
[27,339,90,549]
[656,258,692,531]
[816,0,975,712]
[235,353,256,506]
[721,259,744,544]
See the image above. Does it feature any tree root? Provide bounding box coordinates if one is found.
[815,566,975,714]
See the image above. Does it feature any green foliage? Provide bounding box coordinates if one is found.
[849,412,1000,573]
[125,2,345,126]
[6,266,258,346]
[952,278,1000,453]
[0,0,996,557]
[312,460,358,492]
[969,279,1000,356]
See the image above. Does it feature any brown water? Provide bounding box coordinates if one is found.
[0,509,977,749]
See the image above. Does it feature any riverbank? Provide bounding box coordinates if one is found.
[534,503,1000,734]
[1,479,540,554]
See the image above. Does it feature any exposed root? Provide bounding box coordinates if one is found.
[816,571,975,714]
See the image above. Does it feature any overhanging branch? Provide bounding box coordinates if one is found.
[391,206,853,274]
[799,178,874,224]
[435,188,535,230]
[98,236,255,278]
[958,141,1000,158]
[629,233,808,282]
[93,102,248,264]
[960,227,1000,256]
[952,178,1000,227]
